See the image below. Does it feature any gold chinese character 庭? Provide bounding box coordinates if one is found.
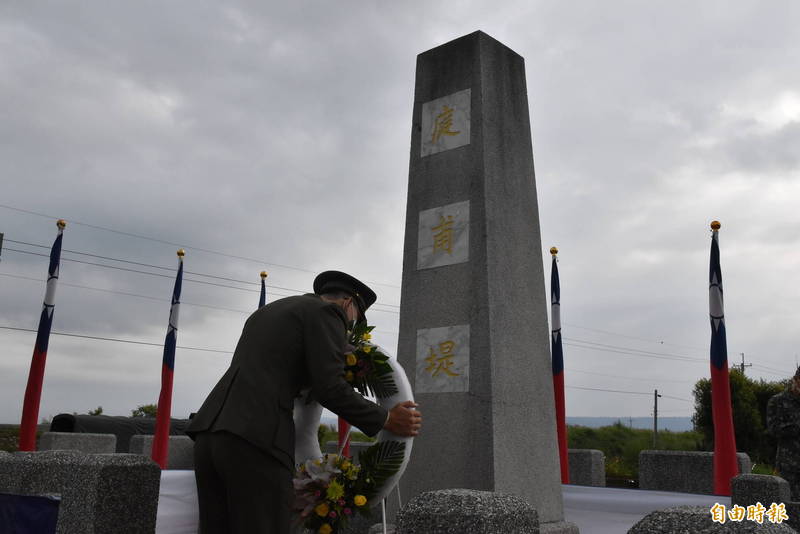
[432,215,454,255]
[431,105,460,143]
[425,340,460,377]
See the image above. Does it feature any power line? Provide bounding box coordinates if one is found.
[0,203,400,288]
[563,338,706,363]
[0,272,256,314]
[566,385,651,396]
[566,367,691,385]
[0,271,401,316]
[3,246,401,311]
[563,322,707,353]
[0,325,232,354]
[566,385,691,403]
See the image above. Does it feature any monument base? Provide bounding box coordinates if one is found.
[540,520,580,534]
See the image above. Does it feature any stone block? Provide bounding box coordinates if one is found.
[0,450,161,533]
[639,450,752,494]
[39,431,117,454]
[732,474,792,508]
[129,434,194,469]
[396,489,539,534]
[568,449,605,487]
[628,505,796,533]
[732,474,799,532]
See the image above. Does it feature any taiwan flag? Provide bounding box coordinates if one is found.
[151,250,184,469]
[19,220,65,451]
[708,222,738,495]
[550,248,569,484]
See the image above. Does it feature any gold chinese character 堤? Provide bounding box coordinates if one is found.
[432,215,454,255]
[710,503,726,524]
[425,340,460,377]
[432,105,460,143]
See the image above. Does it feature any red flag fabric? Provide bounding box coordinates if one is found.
[709,222,738,495]
[550,251,569,483]
[337,417,351,458]
[19,221,64,451]
[151,252,183,469]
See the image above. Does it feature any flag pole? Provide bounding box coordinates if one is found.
[151,249,184,469]
[19,219,66,451]
[550,246,569,484]
[709,221,738,495]
[259,271,268,308]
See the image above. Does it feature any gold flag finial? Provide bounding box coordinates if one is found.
[177,249,185,258]
[260,271,268,279]
[550,246,558,256]
[710,221,721,231]
[56,219,66,229]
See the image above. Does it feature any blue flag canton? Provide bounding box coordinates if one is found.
[550,257,564,375]
[163,261,183,370]
[709,232,728,369]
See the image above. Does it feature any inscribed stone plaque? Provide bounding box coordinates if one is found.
[417,200,469,270]
[415,325,470,393]
[420,88,471,157]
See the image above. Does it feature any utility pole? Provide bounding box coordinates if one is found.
[653,389,662,448]
[739,352,752,375]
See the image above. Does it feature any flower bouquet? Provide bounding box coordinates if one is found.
[342,322,398,398]
[293,453,369,534]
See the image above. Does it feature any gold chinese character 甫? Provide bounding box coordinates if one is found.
[432,215,454,255]
[432,105,460,143]
[425,340,460,377]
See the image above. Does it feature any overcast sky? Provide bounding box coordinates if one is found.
[2,2,799,425]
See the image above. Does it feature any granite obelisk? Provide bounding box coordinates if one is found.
[397,31,575,531]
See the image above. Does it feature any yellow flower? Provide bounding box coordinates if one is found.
[363,332,372,340]
[345,353,357,366]
[326,480,345,501]
[362,345,372,354]
[354,495,367,507]
[319,524,332,534]
[315,503,329,517]
[341,460,351,470]
[345,371,354,382]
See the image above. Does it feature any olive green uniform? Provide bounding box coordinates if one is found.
[186,294,387,533]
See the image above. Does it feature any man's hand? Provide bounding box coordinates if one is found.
[383,400,422,437]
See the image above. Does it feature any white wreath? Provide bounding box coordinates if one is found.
[293,348,414,507]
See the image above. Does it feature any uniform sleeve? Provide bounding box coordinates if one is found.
[304,304,388,437]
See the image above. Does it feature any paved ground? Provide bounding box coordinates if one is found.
[157,472,731,533]
[562,484,728,534]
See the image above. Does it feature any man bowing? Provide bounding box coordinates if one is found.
[186,270,422,533]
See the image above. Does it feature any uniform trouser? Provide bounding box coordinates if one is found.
[193,431,293,534]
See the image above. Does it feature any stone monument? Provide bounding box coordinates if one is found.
[396,31,576,532]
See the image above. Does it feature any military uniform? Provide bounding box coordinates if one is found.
[766,387,800,500]
[186,289,387,533]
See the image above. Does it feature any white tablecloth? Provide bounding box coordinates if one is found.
[156,471,199,534]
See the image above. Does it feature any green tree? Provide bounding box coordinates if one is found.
[692,369,786,465]
[88,406,103,416]
[131,404,158,418]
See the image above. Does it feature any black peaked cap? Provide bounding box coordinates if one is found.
[313,270,377,317]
